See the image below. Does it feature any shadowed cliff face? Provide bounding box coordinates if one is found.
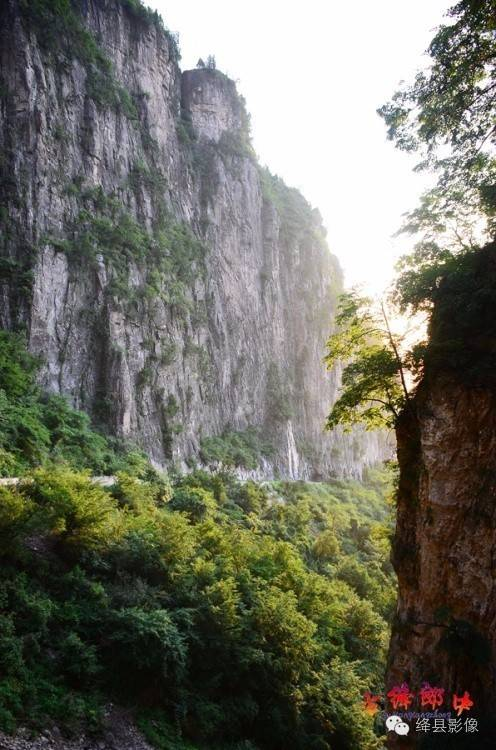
[387,245,496,748]
[0,0,388,478]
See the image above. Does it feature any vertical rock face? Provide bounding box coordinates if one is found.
[181,69,245,143]
[387,246,496,747]
[0,0,387,478]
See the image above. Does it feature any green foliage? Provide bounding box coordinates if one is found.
[392,239,496,385]
[137,712,199,750]
[0,331,149,476]
[0,486,34,554]
[18,0,138,118]
[378,0,496,250]
[312,528,340,562]
[325,291,406,429]
[121,0,165,29]
[232,480,268,515]
[120,0,180,61]
[86,70,138,120]
[218,131,255,162]
[392,241,461,314]
[176,109,197,146]
[373,1,496,399]
[199,428,274,470]
[19,0,104,58]
[376,0,496,392]
[317,2,496,440]
[0,453,395,748]
[259,168,317,246]
[159,341,177,367]
[50,180,206,312]
[0,330,40,397]
[24,466,120,548]
[169,485,217,521]
[408,242,496,385]
[129,161,168,195]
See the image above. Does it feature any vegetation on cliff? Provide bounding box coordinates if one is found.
[0,332,147,477]
[50,178,207,314]
[198,429,274,471]
[19,0,179,67]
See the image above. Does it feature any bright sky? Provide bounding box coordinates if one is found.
[147,0,451,296]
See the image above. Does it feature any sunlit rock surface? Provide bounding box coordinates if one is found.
[0,0,389,478]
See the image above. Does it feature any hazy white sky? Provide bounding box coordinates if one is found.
[147,0,451,295]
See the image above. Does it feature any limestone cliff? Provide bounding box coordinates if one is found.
[0,0,386,478]
[387,244,496,747]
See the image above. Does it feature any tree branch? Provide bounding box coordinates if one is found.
[380,302,411,412]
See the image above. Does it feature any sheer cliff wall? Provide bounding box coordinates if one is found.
[0,0,387,478]
[387,245,496,748]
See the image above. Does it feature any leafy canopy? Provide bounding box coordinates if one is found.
[377,0,496,330]
[325,292,407,429]
[328,1,496,434]
[378,0,496,259]
[0,463,395,750]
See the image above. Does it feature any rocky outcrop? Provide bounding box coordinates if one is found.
[387,245,496,747]
[0,707,154,750]
[0,0,387,478]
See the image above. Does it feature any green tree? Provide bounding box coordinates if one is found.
[325,291,409,429]
[328,1,496,436]
[169,485,217,521]
[25,466,120,548]
[374,0,496,346]
[378,0,496,257]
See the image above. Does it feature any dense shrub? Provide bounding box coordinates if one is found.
[199,428,273,470]
[0,463,394,749]
[0,331,149,476]
[169,486,217,521]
